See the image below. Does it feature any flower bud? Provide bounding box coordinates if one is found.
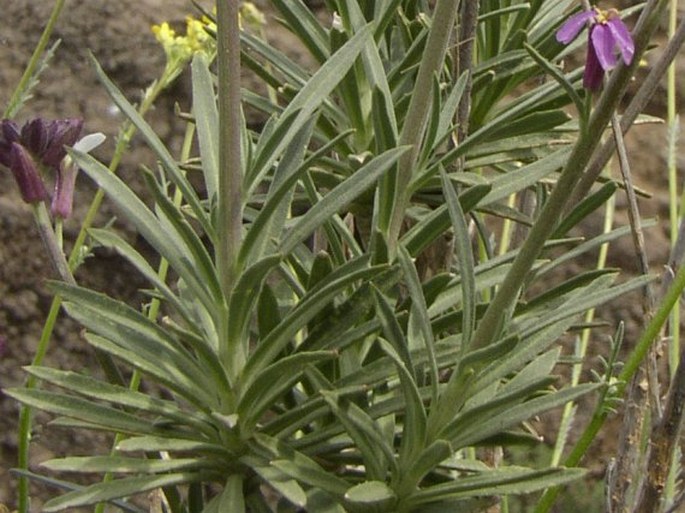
[9,142,49,204]
[51,157,79,219]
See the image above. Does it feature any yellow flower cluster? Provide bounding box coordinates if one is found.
[151,15,215,70]
[240,2,266,31]
[151,2,265,81]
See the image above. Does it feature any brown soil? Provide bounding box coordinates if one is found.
[1,1,684,511]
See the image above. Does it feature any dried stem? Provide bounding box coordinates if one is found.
[634,351,685,513]
[606,111,657,513]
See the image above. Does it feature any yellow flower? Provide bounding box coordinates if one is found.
[151,21,193,65]
[186,16,215,54]
[240,2,266,31]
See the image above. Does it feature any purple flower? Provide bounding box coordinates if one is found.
[0,117,84,214]
[556,7,635,90]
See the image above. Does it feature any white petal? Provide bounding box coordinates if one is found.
[74,132,106,153]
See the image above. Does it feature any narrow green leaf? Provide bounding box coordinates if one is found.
[87,228,193,325]
[89,54,213,239]
[227,254,282,354]
[243,262,388,383]
[240,118,315,265]
[253,434,349,497]
[535,221,657,279]
[400,439,452,490]
[85,333,215,410]
[519,268,618,317]
[447,384,600,449]
[523,42,584,119]
[191,53,219,203]
[344,481,397,506]
[519,275,655,339]
[242,456,307,508]
[23,366,212,434]
[481,147,571,206]
[238,351,336,435]
[376,339,426,466]
[281,146,409,254]
[41,456,206,474]
[257,283,281,339]
[407,467,585,507]
[246,24,374,196]
[500,348,560,395]
[321,391,395,482]
[552,181,618,238]
[116,436,230,455]
[440,170,477,351]
[271,0,330,63]
[43,472,208,511]
[69,150,219,315]
[49,282,217,406]
[143,170,223,304]
[218,475,245,513]
[373,290,414,378]
[6,388,174,438]
[8,470,144,513]
[472,319,574,394]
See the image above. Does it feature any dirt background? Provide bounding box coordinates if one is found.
[0,0,683,511]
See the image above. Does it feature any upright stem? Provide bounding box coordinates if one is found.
[385,0,461,253]
[470,0,668,351]
[666,0,681,380]
[4,0,66,119]
[216,0,244,381]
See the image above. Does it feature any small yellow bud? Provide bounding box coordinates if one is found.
[240,2,266,31]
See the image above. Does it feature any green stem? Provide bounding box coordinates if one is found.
[3,0,66,119]
[666,0,680,380]
[217,0,244,388]
[535,254,685,513]
[470,0,668,351]
[32,203,75,286]
[551,186,615,467]
[384,0,462,253]
[664,3,681,506]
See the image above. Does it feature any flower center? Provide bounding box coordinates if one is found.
[595,7,620,24]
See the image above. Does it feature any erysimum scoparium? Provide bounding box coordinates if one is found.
[556,6,635,90]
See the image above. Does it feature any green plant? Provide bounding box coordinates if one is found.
[6,1,685,512]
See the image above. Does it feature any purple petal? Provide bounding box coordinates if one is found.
[9,142,49,204]
[607,18,634,65]
[21,118,49,157]
[51,160,79,219]
[1,120,20,144]
[42,118,83,170]
[0,120,20,167]
[556,10,596,44]
[591,23,618,70]
[583,43,604,91]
